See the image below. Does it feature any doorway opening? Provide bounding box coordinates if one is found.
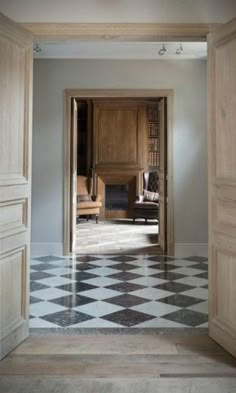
[64,94,173,256]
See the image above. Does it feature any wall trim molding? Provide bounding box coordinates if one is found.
[21,23,221,42]
[63,89,174,257]
[31,243,63,257]
[174,243,208,258]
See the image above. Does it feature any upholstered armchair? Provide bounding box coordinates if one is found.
[77,176,102,223]
[133,171,159,223]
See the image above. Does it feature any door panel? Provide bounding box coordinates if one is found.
[0,13,33,359]
[158,98,167,252]
[70,99,78,253]
[208,18,236,357]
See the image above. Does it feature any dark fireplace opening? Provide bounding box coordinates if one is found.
[105,184,129,210]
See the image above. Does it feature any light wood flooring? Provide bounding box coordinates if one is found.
[75,219,160,254]
[0,335,236,392]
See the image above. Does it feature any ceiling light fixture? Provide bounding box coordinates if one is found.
[33,43,42,54]
[176,43,183,55]
[159,44,167,56]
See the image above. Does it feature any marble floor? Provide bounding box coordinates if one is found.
[75,219,160,254]
[30,254,208,329]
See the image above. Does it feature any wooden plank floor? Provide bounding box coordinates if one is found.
[0,335,236,392]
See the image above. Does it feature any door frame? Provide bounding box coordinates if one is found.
[63,89,174,256]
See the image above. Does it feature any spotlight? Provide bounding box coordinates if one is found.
[176,43,183,55]
[33,44,42,54]
[159,44,167,56]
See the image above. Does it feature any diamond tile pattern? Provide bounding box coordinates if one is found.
[30,254,208,328]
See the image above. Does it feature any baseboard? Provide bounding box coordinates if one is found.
[31,243,63,257]
[174,243,208,258]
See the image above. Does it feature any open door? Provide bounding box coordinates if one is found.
[70,98,78,253]
[208,18,236,357]
[0,14,33,359]
[158,98,167,252]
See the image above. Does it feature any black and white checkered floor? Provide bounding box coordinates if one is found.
[30,255,208,328]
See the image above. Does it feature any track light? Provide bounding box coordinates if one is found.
[33,44,42,54]
[176,43,183,55]
[159,44,167,56]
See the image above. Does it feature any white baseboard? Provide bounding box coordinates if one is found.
[174,243,208,258]
[31,243,63,257]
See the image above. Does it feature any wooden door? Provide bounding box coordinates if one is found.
[0,14,33,359]
[208,18,236,357]
[70,99,78,253]
[158,98,167,252]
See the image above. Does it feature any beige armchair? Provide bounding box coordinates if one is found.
[77,176,102,223]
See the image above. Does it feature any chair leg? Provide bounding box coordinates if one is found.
[96,214,99,224]
[145,218,148,223]
[133,218,136,223]
[86,215,89,221]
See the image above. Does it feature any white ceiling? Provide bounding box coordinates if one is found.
[34,41,207,60]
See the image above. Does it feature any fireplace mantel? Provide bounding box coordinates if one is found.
[92,168,143,219]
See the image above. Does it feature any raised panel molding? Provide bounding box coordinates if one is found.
[0,247,28,341]
[0,199,27,237]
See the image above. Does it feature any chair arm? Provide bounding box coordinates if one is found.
[91,194,102,202]
[136,194,144,203]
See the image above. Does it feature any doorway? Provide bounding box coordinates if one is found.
[63,90,174,257]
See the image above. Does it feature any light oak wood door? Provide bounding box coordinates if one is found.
[208,18,236,357]
[0,14,33,359]
[158,99,167,252]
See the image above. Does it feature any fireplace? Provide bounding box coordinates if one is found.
[105,184,129,211]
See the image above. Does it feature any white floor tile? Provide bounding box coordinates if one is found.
[188,301,208,314]
[175,276,208,288]
[82,276,121,287]
[81,287,121,300]
[183,287,208,300]
[70,318,124,328]
[31,288,71,301]
[129,276,167,287]
[29,318,59,328]
[74,301,124,317]
[88,267,120,276]
[36,276,76,287]
[171,259,199,267]
[43,267,74,276]
[134,317,188,328]
[30,301,67,317]
[171,267,205,276]
[131,301,180,317]
[130,267,162,276]
[131,287,173,301]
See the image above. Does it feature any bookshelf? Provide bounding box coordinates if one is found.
[147,103,160,170]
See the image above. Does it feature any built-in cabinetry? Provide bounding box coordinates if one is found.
[147,102,160,170]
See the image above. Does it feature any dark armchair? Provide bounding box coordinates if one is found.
[133,171,159,223]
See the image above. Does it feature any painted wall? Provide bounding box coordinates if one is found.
[0,0,236,23]
[32,59,207,253]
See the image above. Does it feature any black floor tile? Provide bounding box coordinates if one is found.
[158,294,203,308]
[32,263,60,271]
[56,282,97,293]
[30,271,54,281]
[106,282,145,293]
[162,309,208,327]
[30,296,42,304]
[50,294,95,308]
[190,263,208,271]
[148,256,176,262]
[152,271,186,281]
[183,256,208,263]
[32,256,64,262]
[69,263,98,271]
[155,281,194,293]
[195,272,208,279]
[30,282,50,292]
[109,263,138,271]
[149,263,179,271]
[108,256,137,262]
[75,256,102,262]
[108,271,142,281]
[102,309,155,327]
[41,309,93,327]
[62,272,99,281]
[105,294,149,308]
